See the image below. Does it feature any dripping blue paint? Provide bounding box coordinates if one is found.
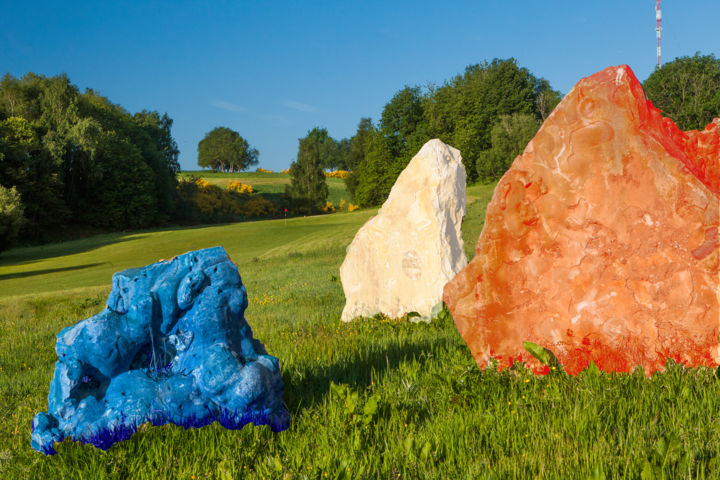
[31,246,290,454]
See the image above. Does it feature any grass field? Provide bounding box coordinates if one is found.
[179,170,351,207]
[1,181,719,479]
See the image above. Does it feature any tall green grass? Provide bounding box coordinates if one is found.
[1,182,719,478]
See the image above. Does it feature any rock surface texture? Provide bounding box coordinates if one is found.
[443,65,720,376]
[341,139,467,322]
[32,247,289,454]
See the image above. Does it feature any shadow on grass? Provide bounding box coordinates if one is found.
[0,263,107,281]
[0,235,148,267]
[282,335,455,413]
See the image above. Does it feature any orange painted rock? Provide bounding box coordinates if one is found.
[443,65,719,376]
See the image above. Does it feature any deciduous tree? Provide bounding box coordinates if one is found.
[285,130,329,211]
[197,127,259,173]
[644,53,720,130]
[0,185,24,253]
[476,113,541,182]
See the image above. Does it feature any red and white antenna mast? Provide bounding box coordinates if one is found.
[655,0,662,68]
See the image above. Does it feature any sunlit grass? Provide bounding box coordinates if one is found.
[2,181,719,478]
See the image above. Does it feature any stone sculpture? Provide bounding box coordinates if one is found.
[31,246,289,454]
[443,65,719,376]
[341,139,467,322]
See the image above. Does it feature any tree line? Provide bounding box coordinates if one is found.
[0,73,181,250]
[286,58,563,210]
[287,54,720,211]
[2,54,717,248]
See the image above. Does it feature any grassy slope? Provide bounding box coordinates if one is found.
[1,181,719,479]
[179,171,351,206]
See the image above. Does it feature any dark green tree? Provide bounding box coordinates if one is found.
[424,58,553,181]
[0,72,181,238]
[198,127,259,172]
[303,127,338,171]
[75,89,175,226]
[132,111,180,219]
[347,117,374,171]
[0,185,24,253]
[644,53,720,130]
[0,115,69,238]
[286,130,329,211]
[476,113,541,181]
[380,86,426,158]
[344,117,375,199]
[333,137,351,171]
[352,130,399,207]
[534,78,563,120]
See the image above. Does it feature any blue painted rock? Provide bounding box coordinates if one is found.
[31,246,290,454]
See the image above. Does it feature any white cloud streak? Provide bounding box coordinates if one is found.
[282,100,317,113]
[210,100,248,113]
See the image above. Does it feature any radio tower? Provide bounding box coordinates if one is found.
[655,0,662,68]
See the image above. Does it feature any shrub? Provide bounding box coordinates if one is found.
[319,201,335,213]
[226,180,253,194]
[255,167,274,173]
[0,185,25,252]
[338,199,346,210]
[240,196,278,218]
[348,204,359,212]
[176,177,242,222]
[324,170,352,179]
[281,168,290,174]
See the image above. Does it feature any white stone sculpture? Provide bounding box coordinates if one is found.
[340,139,467,322]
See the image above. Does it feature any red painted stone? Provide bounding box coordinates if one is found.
[443,65,720,376]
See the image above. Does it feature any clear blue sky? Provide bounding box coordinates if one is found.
[1,1,718,171]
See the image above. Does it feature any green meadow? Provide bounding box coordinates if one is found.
[178,170,352,207]
[1,181,719,479]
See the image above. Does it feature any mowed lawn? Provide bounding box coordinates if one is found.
[0,183,492,299]
[179,170,351,207]
[2,181,720,479]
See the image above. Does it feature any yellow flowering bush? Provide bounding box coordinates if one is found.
[255,167,274,173]
[226,180,253,194]
[195,178,210,188]
[338,199,346,210]
[281,168,290,174]
[319,201,335,213]
[348,203,359,212]
[323,170,351,179]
